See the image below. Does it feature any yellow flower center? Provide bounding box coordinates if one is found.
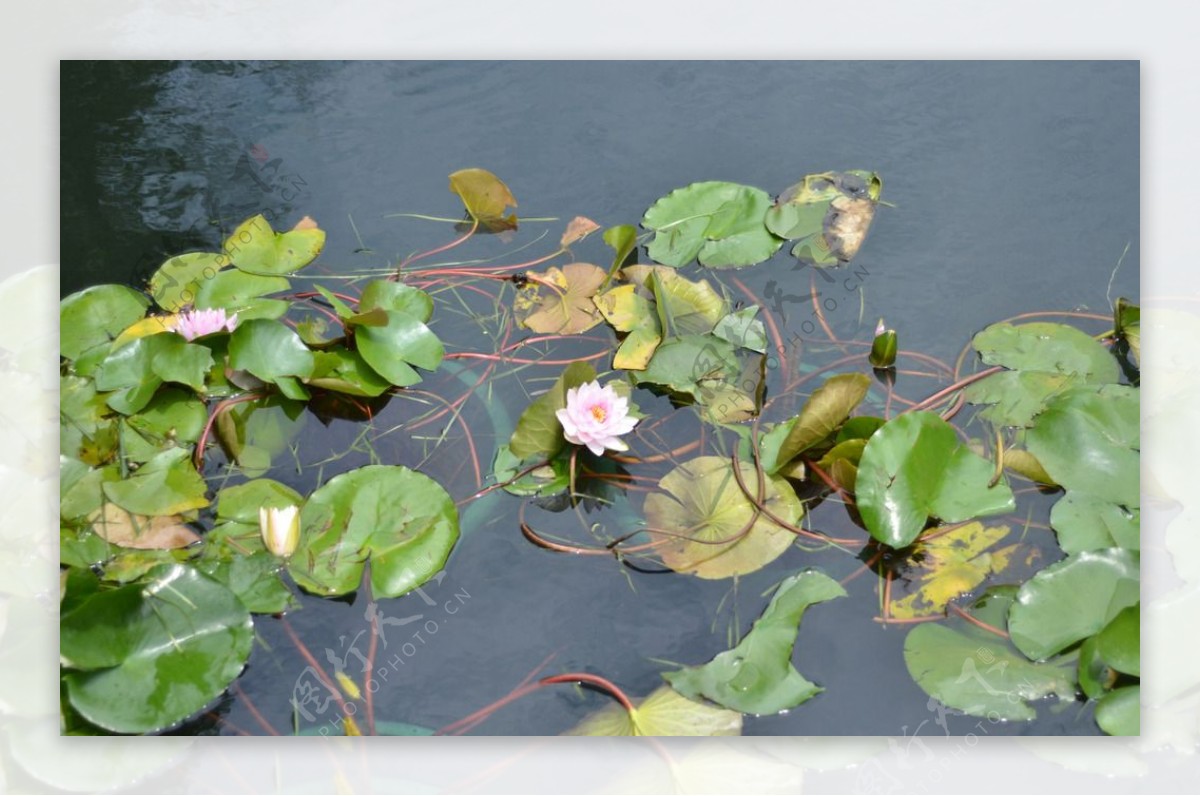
[589,405,608,423]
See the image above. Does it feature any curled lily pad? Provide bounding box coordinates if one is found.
[1095,685,1140,736]
[509,362,597,460]
[514,263,606,335]
[288,464,459,598]
[560,216,601,248]
[448,168,518,232]
[664,570,846,713]
[642,181,782,269]
[770,373,871,473]
[855,411,1015,548]
[563,685,741,736]
[644,456,802,579]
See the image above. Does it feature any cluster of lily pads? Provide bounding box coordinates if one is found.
[59,166,1140,737]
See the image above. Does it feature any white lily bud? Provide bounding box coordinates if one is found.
[259,505,301,558]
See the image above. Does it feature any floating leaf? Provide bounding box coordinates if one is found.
[61,564,253,733]
[1049,492,1139,553]
[771,373,871,472]
[603,224,638,272]
[563,685,741,736]
[855,412,1015,548]
[973,322,1119,383]
[561,216,601,248]
[593,284,663,370]
[664,571,846,713]
[1078,635,1114,700]
[767,171,882,266]
[1025,384,1139,509]
[1002,448,1057,485]
[889,522,1016,619]
[448,168,518,231]
[149,252,229,312]
[639,335,740,396]
[491,444,569,498]
[650,269,727,336]
[288,464,459,598]
[1007,548,1140,661]
[644,456,802,579]
[963,371,1075,428]
[198,552,296,615]
[903,604,1075,721]
[509,362,597,460]
[1095,685,1140,736]
[101,448,209,517]
[224,214,325,276]
[88,504,199,550]
[60,285,151,363]
[216,478,304,524]
[192,270,289,323]
[309,347,392,397]
[1096,604,1139,677]
[1114,297,1140,366]
[359,281,434,322]
[228,318,315,386]
[712,306,767,354]
[355,309,444,387]
[514,263,606,335]
[642,181,782,268]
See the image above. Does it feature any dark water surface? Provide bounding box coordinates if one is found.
[61,61,1138,736]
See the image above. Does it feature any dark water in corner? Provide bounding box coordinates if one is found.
[60,61,1139,736]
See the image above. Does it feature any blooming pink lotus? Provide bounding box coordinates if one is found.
[172,308,238,341]
[555,380,638,456]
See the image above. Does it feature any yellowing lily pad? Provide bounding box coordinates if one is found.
[644,456,802,579]
[889,522,1017,619]
[593,284,662,370]
[514,263,606,335]
[563,685,741,736]
[448,168,518,232]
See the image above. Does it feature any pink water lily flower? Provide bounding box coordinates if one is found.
[555,380,638,456]
[172,308,238,341]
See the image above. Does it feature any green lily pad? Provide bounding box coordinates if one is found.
[288,464,459,598]
[771,373,871,473]
[509,362,597,460]
[101,448,209,517]
[712,306,767,354]
[855,411,1015,548]
[1025,384,1139,509]
[904,615,1075,721]
[642,181,782,268]
[664,570,846,713]
[603,224,638,272]
[1096,604,1139,677]
[216,478,304,524]
[963,371,1076,428]
[60,563,253,733]
[195,269,291,318]
[650,269,727,336]
[224,214,325,276]
[61,285,151,363]
[309,347,393,397]
[359,281,434,322]
[228,318,316,385]
[355,309,445,387]
[563,685,742,736]
[198,552,297,615]
[1007,548,1140,661]
[1095,685,1140,736]
[1114,298,1140,366]
[149,252,230,312]
[973,322,1119,383]
[1049,492,1140,553]
[640,335,740,396]
[1078,635,1114,700]
[644,456,802,580]
[491,444,570,498]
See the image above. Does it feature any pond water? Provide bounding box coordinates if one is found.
[61,60,1139,736]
